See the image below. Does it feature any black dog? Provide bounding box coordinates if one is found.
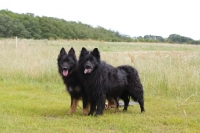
[78,47,145,116]
[57,47,89,115]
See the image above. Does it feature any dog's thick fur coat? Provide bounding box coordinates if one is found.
[57,47,88,115]
[78,47,145,116]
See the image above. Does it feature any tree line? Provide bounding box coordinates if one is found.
[133,34,200,44]
[0,9,199,44]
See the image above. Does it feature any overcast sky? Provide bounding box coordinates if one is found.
[1,0,200,40]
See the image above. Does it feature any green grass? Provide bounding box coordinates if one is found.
[0,39,200,132]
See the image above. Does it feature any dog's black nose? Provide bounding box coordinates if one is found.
[63,67,68,70]
[85,65,91,69]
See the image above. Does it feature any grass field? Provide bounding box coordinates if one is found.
[0,39,200,133]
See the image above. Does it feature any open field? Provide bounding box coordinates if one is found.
[0,39,200,133]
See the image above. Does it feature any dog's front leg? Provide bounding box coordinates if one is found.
[88,100,96,116]
[95,93,106,116]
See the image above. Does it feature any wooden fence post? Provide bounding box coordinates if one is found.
[16,36,18,48]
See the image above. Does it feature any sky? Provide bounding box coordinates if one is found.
[0,0,200,40]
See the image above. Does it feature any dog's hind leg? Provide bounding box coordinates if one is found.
[106,98,113,110]
[113,98,119,113]
[130,94,145,113]
[106,98,119,112]
[129,88,145,113]
[138,98,145,112]
[122,95,130,111]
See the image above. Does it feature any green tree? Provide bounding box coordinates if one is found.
[0,15,14,37]
[12,19,29,38]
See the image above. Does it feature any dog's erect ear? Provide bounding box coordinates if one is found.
[81,47,87,54]
[68,47,75,56]
[80,47,88,55]
[79,47,88,60]
[68,47,77,62]
[60,47,67,56]
[91,48,100,60]
[58,47,66,61]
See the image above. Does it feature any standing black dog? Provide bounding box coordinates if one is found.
[57,47,89,115]
[78,47,145,116]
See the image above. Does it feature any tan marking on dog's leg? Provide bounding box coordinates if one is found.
[82,103,90,115]
[106,99,112,110]
[70,99,78,114]
[113,99,119,113]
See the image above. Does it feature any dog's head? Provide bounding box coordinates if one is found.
[79,47,100,74]
[57,47,77,77]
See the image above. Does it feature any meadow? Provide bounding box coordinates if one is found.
[0,39,200,133]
